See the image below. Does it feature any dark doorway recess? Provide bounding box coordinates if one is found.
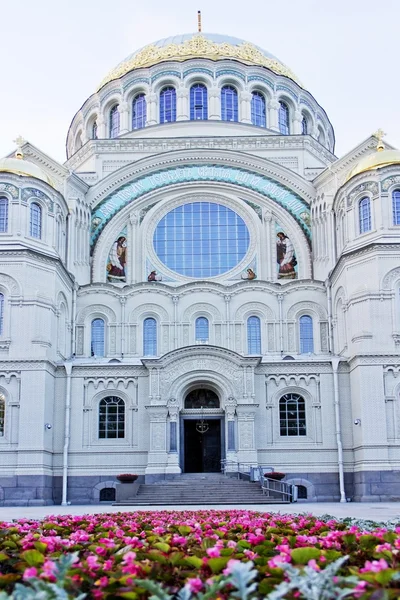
[184,419,221,472]
[185,389,220,408]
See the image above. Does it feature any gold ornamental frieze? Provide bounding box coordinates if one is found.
[97,35,302,90]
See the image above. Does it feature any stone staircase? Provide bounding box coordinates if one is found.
[114,473,290,505]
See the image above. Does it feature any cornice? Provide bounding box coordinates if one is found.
[0,248,74,288]
[330,242,400,286]
[77,278,326,300]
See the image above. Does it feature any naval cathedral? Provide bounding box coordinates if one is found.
[0,29,400,505]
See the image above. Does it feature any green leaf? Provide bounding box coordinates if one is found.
[291,547,321,563]
[33,541,48,553]
[323,550,343,561]
[178,526,191,535]
[0,553,8,561]
[184,556,203,569]
[21,549,45,566]
[375,569,397,585]
[237,540,251,549]
[169,551,185,566]
[154,542,170,553]
[207,556,230,573]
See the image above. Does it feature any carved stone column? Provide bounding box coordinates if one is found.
[225,396,238,469]
[165,397,181,474]
[128,212,139,284]
[269,98,280,132]
[145,405,169,476]
[235,404,259,465]
[177,86,189,121]
[240,91,252,124]
[96,114,106,138]
[147,93,158,125]
[292,109,303,135]
[209,86,221,120]
[119,101,129,134]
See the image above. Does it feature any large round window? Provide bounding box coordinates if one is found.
[153,202,250,277]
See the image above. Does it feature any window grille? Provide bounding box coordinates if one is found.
[0,392,4,436]
[359,197,371,233]
[190,84,208,120]
[301,116,308,135]
[30,203,42,238]
[132,94,146,129]
[251,91,266,127]
[0,197,8,232]
[160,87,176,123]
[143,317,157,355]
[221,86,238,122]
[98,397,125,439]
[278,101,290,134]
[392,190,400,225]
[279,393,306,436]
[109,105,120,138]
[92,121,98,139]
[299,315,314,353]
[91,318,105,357]
[247,316,261,354]
[195,317,209,341]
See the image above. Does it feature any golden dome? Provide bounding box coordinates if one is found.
[97,32,302,90]
[345,131,400,183]
[0,147,54,187]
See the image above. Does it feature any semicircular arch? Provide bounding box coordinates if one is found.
[234,301,275,321]
[287,301,327,321]
[129,303,169,322]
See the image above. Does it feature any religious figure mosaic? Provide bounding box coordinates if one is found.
[106,228,127,283]
[276,225,297,280]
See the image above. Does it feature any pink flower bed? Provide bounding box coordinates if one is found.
[0,509,399,598]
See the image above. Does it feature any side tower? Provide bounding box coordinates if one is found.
[329,132,400,501]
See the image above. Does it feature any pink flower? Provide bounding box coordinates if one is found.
[23,567,38,580]
[227,540,237,548]
[360,558,389,573]
[307,559,320,571]
[95,576,109,588]
[186,577,203,593]
[206,546,221,558]
[223,559,241,575]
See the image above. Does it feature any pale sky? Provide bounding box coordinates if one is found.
[1,0,399,164]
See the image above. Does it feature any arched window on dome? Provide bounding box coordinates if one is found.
[190,84,208,120]
[0,293,4,336]
[279,393,306,436]
[0,197,8,233]
[359,197,371,234]
[98,397,125,439]
[221,86,238,122]
[195,317,209,342]
[392,190,400,225]
[143,317,157,355]
[0,392,4,437]
[92,121,98,140]
[301,115,308,135]
[109,105,120,138]
[91,318,105,357]
[160,87,176,123]
[299,315,314,353]
[132,93,146,129]
[251,91,266,127]
[278,101,290,134]
[247,316,261,354]
[318,127,325,145]
[30,202,42,239]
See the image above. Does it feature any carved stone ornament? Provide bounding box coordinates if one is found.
[382,175,400,192]
[97,35,302,90]
[0,183,19,198]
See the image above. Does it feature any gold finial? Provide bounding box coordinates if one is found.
[373,128,386,152]
[13,135,25,159]
[197,10,202,33]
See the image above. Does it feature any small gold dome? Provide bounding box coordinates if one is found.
[0,156,54,187]
[345,133,400,183]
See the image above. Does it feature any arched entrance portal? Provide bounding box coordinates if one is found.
[181,388,224,473]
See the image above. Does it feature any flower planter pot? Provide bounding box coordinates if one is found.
[116,474,138,483]
[264,472,285,481]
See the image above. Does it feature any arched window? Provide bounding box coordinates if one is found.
[195,317,209,341]
[392,190,400,225]
[100,488,116,501]
[279,393,306,436]
[190,84,208,120]
[299,315,314,353]
[0,293,3,336]
[247,316,261,354]
[297,485,307,499]
[91,318,105,357]
[109,105,120,138]
[318,127,325,145]
[30,202,42,239]
[185,389,220,408]
[98,397,125,439]
[359,197,371,234]
[143,317,157,355]
[301,115,308,135]
[251,91,266,127]
[132,93,146,129]
[0,392,4,436]
[221,86,238,122]
[278,101,290,134]
[0,197,8,233]
[92,121,98,140]
[160,87,176,123]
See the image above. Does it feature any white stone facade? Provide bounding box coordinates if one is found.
[0,32,399,505]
